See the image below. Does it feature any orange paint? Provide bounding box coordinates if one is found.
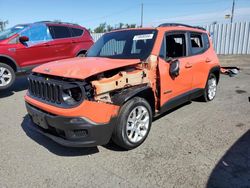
[25,25,220,121]
[25,95,120,124]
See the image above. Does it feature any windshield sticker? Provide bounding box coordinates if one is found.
[133,34,154,41]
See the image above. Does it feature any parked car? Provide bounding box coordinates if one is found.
[25,23,220,150]
[0,21,94,90]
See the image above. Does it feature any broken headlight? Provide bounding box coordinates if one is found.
[62,86,83,106]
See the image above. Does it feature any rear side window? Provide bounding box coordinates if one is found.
[71,28,84,37]
[203,33,210,50]
[49,26,71,39]
[190,33,204,55]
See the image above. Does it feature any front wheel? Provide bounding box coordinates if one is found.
[0,63,15,90]
[112,97,152,150]
[201,73,217,102]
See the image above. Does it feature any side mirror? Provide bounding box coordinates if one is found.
[19,36,29,43]
[169,59,180,78]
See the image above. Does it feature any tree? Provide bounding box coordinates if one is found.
[93,22,137,33]
[118,23,124,29]
[94,23,107,33]
[125,24,136,28]
[106,24,113,32]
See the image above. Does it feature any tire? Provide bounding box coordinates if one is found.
[0,63,15,90]
[201,73,217,102]
[112,97,152,150]
[77,52,86,57]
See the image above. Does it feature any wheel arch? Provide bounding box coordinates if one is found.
[76,49,87,56]
[112,85,155,115]
[0,55,18,72]
[209,66,220,84]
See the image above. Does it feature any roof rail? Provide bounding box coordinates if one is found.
[35,21,79,26]
[158,23,206,31]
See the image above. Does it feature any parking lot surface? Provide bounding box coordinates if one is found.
[0,55,249,188]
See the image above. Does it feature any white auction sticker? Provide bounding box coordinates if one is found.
[133,34,154,41]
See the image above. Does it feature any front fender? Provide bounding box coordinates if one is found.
[111,85,154,105]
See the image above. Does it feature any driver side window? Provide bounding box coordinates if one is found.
[160,33,187,59]
[20,24,52,46]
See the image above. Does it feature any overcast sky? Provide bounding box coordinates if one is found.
[0,0,250,29]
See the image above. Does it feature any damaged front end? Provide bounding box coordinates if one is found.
[26,56,160,125]
[87,55,159,110]
[24,55,159,147]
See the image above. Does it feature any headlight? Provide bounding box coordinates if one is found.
[62,87,82,106]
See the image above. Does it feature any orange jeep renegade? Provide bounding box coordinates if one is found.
[25,23,220,149]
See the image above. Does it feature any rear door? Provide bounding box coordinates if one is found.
[70,27,84,45]
[158,32,193,107]
[48,25,73,59]
[188,32,211,89]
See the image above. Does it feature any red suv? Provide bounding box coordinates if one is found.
[0,21,93,90]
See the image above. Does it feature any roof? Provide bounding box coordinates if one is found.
[34,21,80,27]
[157,23,206,32]
[106,23,207,33]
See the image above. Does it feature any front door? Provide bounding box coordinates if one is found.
[15,23,56,67]
[158,32,193,107]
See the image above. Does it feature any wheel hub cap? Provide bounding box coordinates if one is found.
[208,77,217,100]
[0,67,12,87]
[126,106,149,143]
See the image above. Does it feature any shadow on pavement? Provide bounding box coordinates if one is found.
[206,130,250,188]
[153,101,191,121]
[21,115,99,156]
[0,75,28,98]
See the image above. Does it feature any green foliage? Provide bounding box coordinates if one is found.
[94,23,107,33]
[93,22,137,33]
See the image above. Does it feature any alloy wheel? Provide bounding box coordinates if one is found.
[0,67,12,87]
[126,106,150,143]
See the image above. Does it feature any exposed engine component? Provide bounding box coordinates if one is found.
[95,93,112,103]
[91,69,149,96]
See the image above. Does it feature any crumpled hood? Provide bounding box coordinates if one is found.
[33,57,141,80]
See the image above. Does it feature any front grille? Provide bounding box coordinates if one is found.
[27,74,93,107]
[28,77,62,104]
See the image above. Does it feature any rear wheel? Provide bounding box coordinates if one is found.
[201,73,217,102]
[76,52,86,57]
[0,63,15,90]
[112,97,152,150]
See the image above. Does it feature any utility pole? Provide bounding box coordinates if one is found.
[231,0,235,24]
[0,20,8,31]
[140,3,143,27]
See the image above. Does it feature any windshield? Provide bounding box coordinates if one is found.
[0,25,27,40]
[87,29,157,60]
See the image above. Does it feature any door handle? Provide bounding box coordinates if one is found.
[43,43,50,46]
[185,62,192,68]
[205,58,212,63]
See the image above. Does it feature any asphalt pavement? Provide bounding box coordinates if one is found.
[0,55,249,188]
